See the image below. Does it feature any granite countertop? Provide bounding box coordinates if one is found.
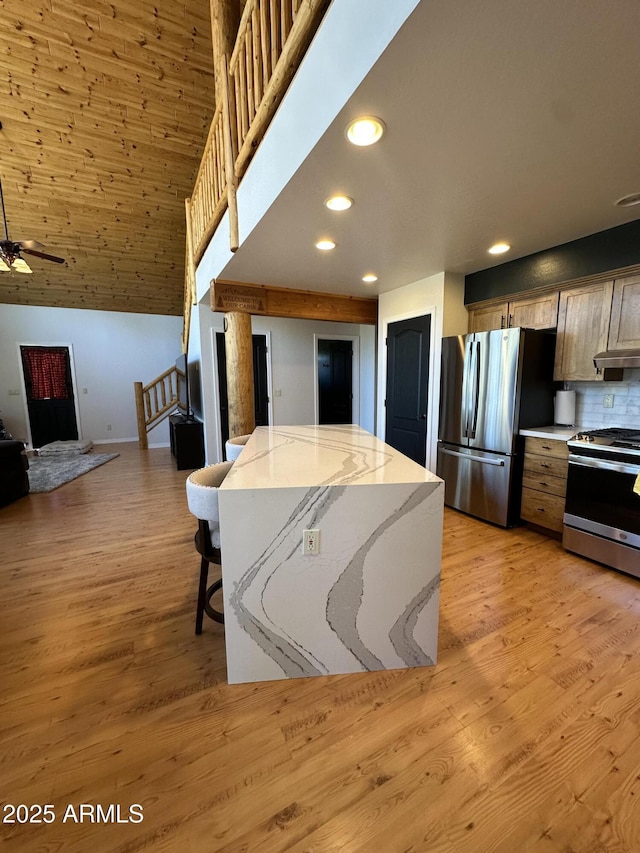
[519,425,576,441]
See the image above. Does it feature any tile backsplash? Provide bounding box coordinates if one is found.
[567,368,640,429]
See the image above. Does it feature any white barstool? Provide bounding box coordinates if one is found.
[185,461,233,634]
[225,433,251,462]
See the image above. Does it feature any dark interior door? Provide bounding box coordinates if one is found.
[385,315,431,465]
[216,333,269,448]
[318,339,353,424]
[20,345,78,448]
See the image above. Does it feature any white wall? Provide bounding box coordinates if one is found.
[0,304,182,446]
[195,307,376,462]
[377,272,467,471]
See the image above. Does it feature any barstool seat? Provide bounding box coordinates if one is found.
[225,433,251,462]
[186,461,233,634]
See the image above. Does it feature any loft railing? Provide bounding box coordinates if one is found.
[134,367,179,450]
[186,0,330,273]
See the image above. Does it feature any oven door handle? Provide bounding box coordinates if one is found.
[568,453,640,477]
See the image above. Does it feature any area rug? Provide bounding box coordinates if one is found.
[27,452,119,493]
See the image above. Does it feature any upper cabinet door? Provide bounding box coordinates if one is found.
[554,281,614,381]
[508,292,559,330]
[608,274,640,350]
[468,302,508,332]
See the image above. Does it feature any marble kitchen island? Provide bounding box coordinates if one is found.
[218,425,444,684]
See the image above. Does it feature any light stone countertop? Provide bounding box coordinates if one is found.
[519,425,577,441]
[221,424,441,490]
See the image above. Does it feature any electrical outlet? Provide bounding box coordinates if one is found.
[603,394,614,409]
[106,424,112,431]
[302,529,320,555]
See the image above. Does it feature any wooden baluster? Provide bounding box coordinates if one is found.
[260,0,271,84]
[245,29,254,122]
[252,5,263,108]
[270,0,280,76]
[281,0,292,43]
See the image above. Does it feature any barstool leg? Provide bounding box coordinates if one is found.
[195,556,209,635]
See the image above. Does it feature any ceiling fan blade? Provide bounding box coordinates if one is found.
[22,247,66,264]
[17,239,45,251]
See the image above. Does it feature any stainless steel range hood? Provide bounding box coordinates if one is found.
[593,349,640,369]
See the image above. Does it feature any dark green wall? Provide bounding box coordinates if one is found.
[464,219,640,305]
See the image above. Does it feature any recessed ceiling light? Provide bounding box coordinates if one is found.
[488,242,510,255]
[346,116,385,147]
[315,240,336,251]
[362,274,378,283]
[615,192,640,208]
[325,195,353,211]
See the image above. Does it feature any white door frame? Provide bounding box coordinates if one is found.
[313,333,360,425]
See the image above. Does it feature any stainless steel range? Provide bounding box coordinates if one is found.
[564,428,640,578]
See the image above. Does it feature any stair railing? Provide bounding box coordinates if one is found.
[134,367,179,450]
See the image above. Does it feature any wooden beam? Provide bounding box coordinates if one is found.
[211,279,378,325]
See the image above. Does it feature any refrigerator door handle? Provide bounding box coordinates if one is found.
[462,339,474,438]
[441,448,505,466]
[468,341,481,439]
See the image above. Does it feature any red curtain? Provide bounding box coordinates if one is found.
[22,347,69,400]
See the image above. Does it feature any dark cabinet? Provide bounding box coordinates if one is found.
[169,414,204,470]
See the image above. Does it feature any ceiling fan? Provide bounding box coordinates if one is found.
[0,177,65,274]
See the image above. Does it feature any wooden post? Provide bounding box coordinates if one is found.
[222,55,240,252]
[134,382,149,450]
[224,311,255,438]
[210,0,242,103]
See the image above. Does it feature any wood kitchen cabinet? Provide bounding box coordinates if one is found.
[608,274,640,350]
[520,437,569,534]
[553,280,614,381]
[469,292,559,332]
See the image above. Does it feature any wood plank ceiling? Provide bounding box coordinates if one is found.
[0,0,215,316]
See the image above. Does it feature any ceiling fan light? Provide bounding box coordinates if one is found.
[12,257,33,274]
[0,257,10,272]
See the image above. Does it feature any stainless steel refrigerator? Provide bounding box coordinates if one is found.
[436,328,555,527]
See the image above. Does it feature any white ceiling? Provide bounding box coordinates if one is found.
[220,0,640,298]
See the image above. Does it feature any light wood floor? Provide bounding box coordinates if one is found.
[1,443,639,852]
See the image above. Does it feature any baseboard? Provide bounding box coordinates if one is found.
[92,437,171,449]
[91,437,139,445]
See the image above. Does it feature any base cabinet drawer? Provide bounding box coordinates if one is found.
[522,470,567,497]
[521,487,565,533]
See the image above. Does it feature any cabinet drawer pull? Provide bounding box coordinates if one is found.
[541,444,551,450]
[541,462,551,468]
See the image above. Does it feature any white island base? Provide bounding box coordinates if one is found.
[218,425,444,684]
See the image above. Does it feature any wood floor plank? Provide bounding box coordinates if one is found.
[1,442,639,851]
